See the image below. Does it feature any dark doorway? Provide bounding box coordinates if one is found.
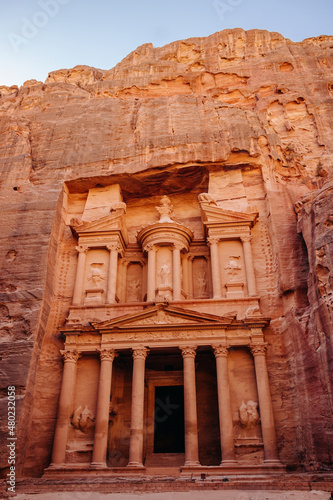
[154,385,185,453]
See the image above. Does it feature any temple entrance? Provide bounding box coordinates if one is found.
[154,385,185,453]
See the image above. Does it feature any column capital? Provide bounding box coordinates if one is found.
[107,243,121,253]
[180,346,197,358]
[207,237,220,246]
[132,347,149,360]
[99,348,117,361]
[250,343,267,356]
[75,245,89,254]
[144,243,157,253]
[241,235,252,243]
[173,242,184,251]
[61,349,80,362]
[212,345,229,357]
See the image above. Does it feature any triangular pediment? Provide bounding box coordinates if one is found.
[200,205,258,226]
[91,304,231,330]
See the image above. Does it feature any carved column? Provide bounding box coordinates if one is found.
[208,238,222,298]
[241,235,257,296]
[146,244,156,302]
[106,244,120,304]
[250,344,280,464]
[72,246,88,306]
[173,243,182,301]
[91,349,117,467]
[128,347,149,467]
[213,345,237,465]
[51,350,80,465]
[180,346,200,466]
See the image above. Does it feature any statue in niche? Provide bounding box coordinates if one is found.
[195,271,207,297]
[239,401,260,429]
[127,279,142,301]
[87,263,105,288]
[158,262,171,286]
[156,196,174,223]
[71,406,95,434]
[224,256,242,281]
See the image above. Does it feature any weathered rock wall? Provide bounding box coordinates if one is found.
[0,28,332,476]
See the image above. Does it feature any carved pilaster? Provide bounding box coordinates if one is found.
[207,237,222,298]
[72,246,89,306]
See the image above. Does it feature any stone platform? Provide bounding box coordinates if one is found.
[2,472,333,499]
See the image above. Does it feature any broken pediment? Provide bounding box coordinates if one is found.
[90,304,232,330]
[70,210,128,245]
[200,203,258,227]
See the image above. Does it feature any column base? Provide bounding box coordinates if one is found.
[183,461,201,467]
[47,463,66,469]
[90,462,107,468]
[220,460,238,466]
[264,459,284,466]
[127,462,145,468]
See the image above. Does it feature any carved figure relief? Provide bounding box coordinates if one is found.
[225,256,242,281]
[158,262,171,286]
[156,196,174,222]
[87,263,105,288]
[127,279,142,302]
[198,192,218,205]
[238,401,260,429]
[71,406,95,433]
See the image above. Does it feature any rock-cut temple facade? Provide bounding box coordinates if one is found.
[0,28,332,490]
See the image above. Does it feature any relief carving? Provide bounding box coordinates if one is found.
[238,401,260,429]
[71,405,95,433]
[127,279,142,302]
[87,263,105,288]
[158,262,171,286]
[198,192,218,205]
[224,255,242,281]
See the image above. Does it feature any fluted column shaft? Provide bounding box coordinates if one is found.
[251,344,280,463]
[242,236,257,296]
[51,350,80,465]
[91,349,117,466]
[173,244,182,300]
[180,346,200,466]
[208,238,222,298]
[106,245,119,304]
[72,246,88,305]
[146,245,156,302]
[128,347,149,467]
[213,345,236,465]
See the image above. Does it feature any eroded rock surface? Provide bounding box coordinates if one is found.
[0,29,332,478]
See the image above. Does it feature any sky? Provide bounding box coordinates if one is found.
[1,0,332,87]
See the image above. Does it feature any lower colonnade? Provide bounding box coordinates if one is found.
[48,340,283,474]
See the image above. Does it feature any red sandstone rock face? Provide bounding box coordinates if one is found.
[0,29,332,476]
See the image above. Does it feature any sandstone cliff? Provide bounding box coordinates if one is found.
[0,28,332,476]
